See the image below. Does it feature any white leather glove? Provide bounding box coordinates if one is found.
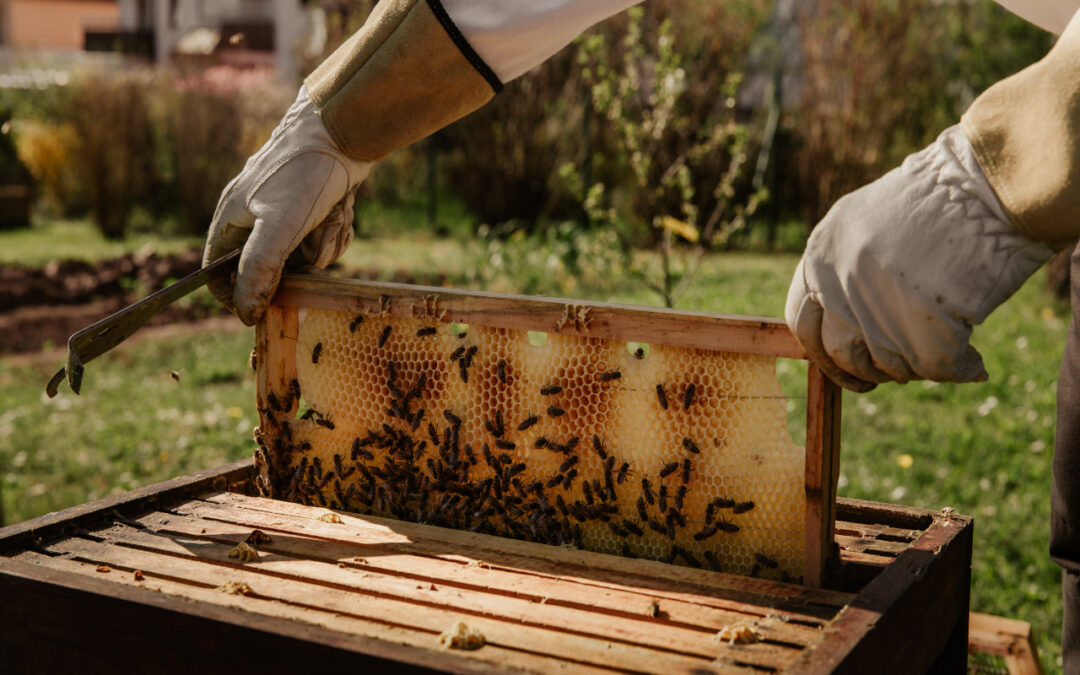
[203,86,372,325]
[785,125,1054,392]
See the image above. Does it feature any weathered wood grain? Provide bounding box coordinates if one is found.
[274,275,806,358]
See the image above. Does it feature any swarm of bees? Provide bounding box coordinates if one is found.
[254,309,804,581]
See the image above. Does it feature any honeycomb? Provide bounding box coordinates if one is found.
[255,307,805,581]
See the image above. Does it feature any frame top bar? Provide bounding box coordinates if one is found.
[274,275,806,359]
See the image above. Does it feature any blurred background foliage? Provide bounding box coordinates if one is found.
[0,0,1055,249]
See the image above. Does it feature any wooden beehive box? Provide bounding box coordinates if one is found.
[253,275,842,587]
[0,461,973,673]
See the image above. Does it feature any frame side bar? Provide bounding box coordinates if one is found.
[803,364,842,587]
[255,305,299,498]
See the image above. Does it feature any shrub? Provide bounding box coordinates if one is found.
[66,69,158,239]
[166,68,291,235]
[11,119,80,216]
[566,2,767,307]
[792,0,1054,222]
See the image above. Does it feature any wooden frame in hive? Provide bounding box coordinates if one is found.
[254,275,842,587]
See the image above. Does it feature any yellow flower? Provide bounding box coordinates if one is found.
[897,454,913,469]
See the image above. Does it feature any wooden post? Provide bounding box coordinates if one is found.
[804,363,842,588]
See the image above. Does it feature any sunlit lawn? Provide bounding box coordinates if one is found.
[0,219,1068,670]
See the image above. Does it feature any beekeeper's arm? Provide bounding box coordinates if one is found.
[785,3,1080,391]
[204,0,640,325]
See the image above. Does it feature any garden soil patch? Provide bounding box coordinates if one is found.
[0,248,449,356]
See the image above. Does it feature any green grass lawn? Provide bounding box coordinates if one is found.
[0,222,1068,670]
[0,218,205,266]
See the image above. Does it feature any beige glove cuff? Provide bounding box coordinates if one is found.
[961,8,1080,249]
[304,0,501,161]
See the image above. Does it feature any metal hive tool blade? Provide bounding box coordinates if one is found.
[46,249,241,397]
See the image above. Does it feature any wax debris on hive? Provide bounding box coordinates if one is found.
[255,307,805,580]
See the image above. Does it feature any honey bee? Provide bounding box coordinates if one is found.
[608,522,629,537]
[458,359,469,383]
[681,458,692,484]
[667,509,686,528]
[410,408,426,431]
[622,542,637,558]
[681,438,700,455]
[497,360,507,384]
[658,484,669,512]
[534,436,549,449]
[659,461,679,479]
[378,325,393,348]
[641,478,655,505]
[351,438,374,461]
[349,315,364,333]
[683,384,696,410]
[733,501,755,514]
[450,346,466,361]
[636,496,648,520]
[506,463,526,478]
[703,551,723,572]
[463,346,478,366]
[616,462,630,485]
[694,524,718,541]
[675,547,701,569]
[517,415,539,431]
[484,418,502,437]
[386,360,397,384]
[546,474,563,489]
[443,409,462,427]
[547,406,565,418]
[674,485,687,511]
[655,384,668,410]
[563,468,578,489]
[633,348,645,359]
[314,416,335,430]
[559,456,579,473]
[754,552,778,569]
[583,481,594,505]
[715,520,740,533]
[592,435,607,460]
[648,519,666,536]
[622,519,643,536]
[416,326,437,337]
[600,370,622,383]
[564,436,580,451]
[495,439,516,451]
[311,342,323,364]
[540,384,563,396]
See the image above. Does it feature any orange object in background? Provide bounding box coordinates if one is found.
[3,0,119,50]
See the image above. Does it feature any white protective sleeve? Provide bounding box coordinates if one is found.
[440,0,643,83]
[994,0,1080,34]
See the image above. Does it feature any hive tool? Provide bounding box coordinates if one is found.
[45,249,241,397]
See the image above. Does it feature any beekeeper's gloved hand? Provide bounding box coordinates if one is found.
[203,0,643,325]
[785,125,1053,392]
[788,3,1080,392]
[203,86,370,325]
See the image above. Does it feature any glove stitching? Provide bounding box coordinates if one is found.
[244,146,350,213]
[285,162,337,255]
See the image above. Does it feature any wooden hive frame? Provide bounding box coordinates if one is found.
[256,274,842,587]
